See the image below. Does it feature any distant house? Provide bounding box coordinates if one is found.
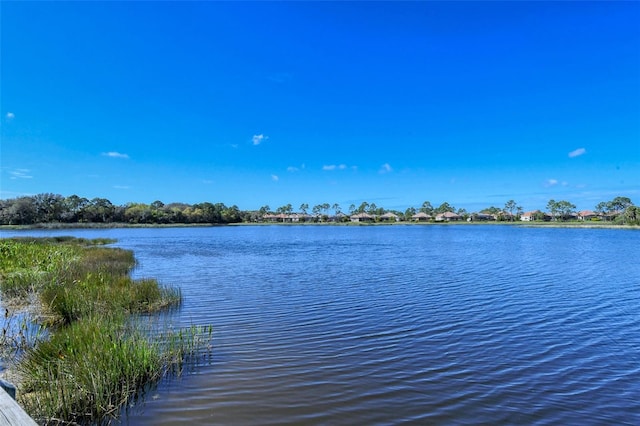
[263,213,310,223]
[379,212,400,222]
[276,213,290,222]
[435,212,461,222]
[520,210,551,222]
[578,210,597,221]
[601,210,623,221]
[473,213,495,221]
[350,213,375,222]
[263,214,277,222]
[566,212,579,221]
[290,213,313,223]
[412,212,432,222]
[496,211,516,221]
[329,212,348,222]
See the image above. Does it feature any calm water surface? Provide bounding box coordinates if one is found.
[2,225,639,425]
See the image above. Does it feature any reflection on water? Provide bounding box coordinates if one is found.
[2,226,639,425]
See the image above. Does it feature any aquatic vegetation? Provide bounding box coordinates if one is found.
[19,318,212,424]
[0,237,211,425]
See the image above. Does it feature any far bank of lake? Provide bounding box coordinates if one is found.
[2,221,638,231]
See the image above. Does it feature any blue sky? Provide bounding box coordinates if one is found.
[1,1,638,212]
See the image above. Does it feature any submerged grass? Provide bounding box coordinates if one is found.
[0,237,211,425]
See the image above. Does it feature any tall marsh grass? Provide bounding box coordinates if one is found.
[0,237,211,425]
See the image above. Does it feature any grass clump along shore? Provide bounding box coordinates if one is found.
[0,237,212,424]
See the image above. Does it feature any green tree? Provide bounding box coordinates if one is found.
[504,200,517,221]
[595,201,609,219]
[481,206,501,215]
[259,205,271,215]
[85,198,115,223]
[609,196,632,213]
[3,197,37,225]
[357,202,369,213]
[405,207,416,219]
[420,201,434,215]
[555,200,576,221]
[547,199,559,221]
[33,193,65,222]
[165,203,189,223]
[124,203,151,223]
[149,200,167,223]
[62,195,89,222]
[435,202,455,214]
[276,204,293,215]
[457,208,469,221]
[299,203,309,214]
[222,205,243,223]
[623,206,640,225]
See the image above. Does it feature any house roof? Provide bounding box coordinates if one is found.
[439,211,461,218]
[412,212,432,219]
[350,213,374,219]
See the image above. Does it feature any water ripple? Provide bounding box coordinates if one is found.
[3,226,638,425]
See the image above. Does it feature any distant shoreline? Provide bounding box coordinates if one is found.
[1,221,638,231]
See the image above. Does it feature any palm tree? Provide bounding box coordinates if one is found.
[547,199,560,221]
[504,200,516,221]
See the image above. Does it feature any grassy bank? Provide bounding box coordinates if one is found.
[0,237,211,424]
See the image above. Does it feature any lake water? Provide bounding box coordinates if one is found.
[2,225,639,425]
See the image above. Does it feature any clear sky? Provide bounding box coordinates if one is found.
[1,1,638,212]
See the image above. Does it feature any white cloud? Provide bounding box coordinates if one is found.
[9,169,32,179]
[271,174,279,181]
[102,151,129,159]
[202,179,214,184]
[253,134,268,145]
[113,185,130,190]
[287,166,299,172]
[323,164,347,171]
[6,112,15,120]
[568,148,586,158]
[379,163,393,174]
[546,179,559,187]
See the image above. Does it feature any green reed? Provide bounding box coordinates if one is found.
[0,237,211,425]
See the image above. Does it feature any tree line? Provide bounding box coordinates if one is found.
[0,194,244,225]
[0,194,637,226]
